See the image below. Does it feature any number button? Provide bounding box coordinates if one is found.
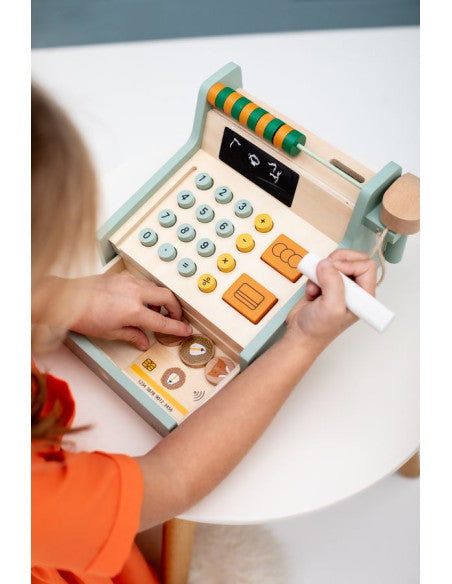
[195,204,215,223]
[217,253,236,273]
[158,209,177,228]
[234,199,253,218]
[178,258,197,277]
[198,273,217,293]
[177,223,196,242]
[195,172,214,190]
[214,186,233,204]
[196,238,216,257]
[139,228,158,247]
[158,243,177,262]
[177,190,195,209]
[236,233,255,253]
[215,219,235,238]
[254,213,273,233]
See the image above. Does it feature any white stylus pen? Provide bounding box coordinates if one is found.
[298,253,395,333]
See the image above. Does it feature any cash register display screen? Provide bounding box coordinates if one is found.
[219,127,299,207]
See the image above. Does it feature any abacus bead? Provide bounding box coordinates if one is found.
[195,173,214,190]
[247,107,267,131]
[282,129,307,156]
[215,87,235,110]
[231,96,251,120]
[214,186,233,204]
[234,199,253,218]
[139,228,158,247]
[177,190,195,209]
[158,209,177,228]
[263,118,285,142]
[158,243,177,262]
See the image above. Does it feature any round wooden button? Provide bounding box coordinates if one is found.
[179,335,215,368]
[155,329,187,347]
[204,356,236,385]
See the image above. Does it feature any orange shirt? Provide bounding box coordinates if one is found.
[31,366,160,584]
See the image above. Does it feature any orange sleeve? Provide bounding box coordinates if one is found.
[31,448,143,577]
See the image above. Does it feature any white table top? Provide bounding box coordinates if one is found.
[32,26,419,524]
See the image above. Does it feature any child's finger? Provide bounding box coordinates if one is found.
[141,286,183,321]
[333,259,377,296]
[316,258,346,312]
[329,249,369,263]
[114,326,150,351]
[138,309,192,337]
[305,279,321,300]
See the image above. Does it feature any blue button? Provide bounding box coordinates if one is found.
[215,219,235,238]
[177,223,196,242]
[177,190,195,209]
[215,186,233,204]
[158,209,177,227]
[158,243,177,262]
[178,258,197,277]
[196,238,216,257]
[195,172,214,190]
[234,199,253,218]
[139,228,158,247]
[195,204,215,223]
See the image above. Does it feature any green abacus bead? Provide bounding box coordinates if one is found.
[282,129,307,156]
[215,87,235,111]
[263,118,285,143]
[247,107,267,131]
[231,96,251,120]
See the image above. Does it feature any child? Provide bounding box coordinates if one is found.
[31,83,377,584]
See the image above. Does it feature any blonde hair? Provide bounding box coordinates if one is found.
[31,83,98,353]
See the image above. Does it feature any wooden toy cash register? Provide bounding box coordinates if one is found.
[67,63,420,436]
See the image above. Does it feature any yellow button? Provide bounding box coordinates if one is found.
[217,253,236,273]
[198,273,217,293]
[255,213,273,233]
[236,233,255,253]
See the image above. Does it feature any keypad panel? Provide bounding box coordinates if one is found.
[116,153,337,348]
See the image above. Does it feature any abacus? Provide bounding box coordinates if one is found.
[67,63,419,435]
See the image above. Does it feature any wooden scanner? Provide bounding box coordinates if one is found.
[66,63,420,435]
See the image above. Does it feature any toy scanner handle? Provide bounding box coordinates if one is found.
[298,253,395,333]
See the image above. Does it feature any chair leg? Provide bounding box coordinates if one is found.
[399,451,420,478]
[161,519,196,584]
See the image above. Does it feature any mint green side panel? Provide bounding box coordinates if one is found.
[66,332,177,435]
[98,62,243,264]
[339,162,402,256]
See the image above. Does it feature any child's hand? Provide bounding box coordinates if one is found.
[69,273,192,351]
[286,250,377,350]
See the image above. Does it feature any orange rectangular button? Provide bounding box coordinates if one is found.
[222,273,278,324]
[261,234,308,282]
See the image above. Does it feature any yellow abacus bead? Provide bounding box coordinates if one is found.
[236,233,255,253]
[198,273,217,293]
[207,83,225,107]
[254,213,273,233]
[217,253,236,273]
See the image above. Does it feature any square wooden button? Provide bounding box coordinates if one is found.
[261,234,308,282]
[222,273,278,324]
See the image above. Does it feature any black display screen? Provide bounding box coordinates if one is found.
[219,127,299,207]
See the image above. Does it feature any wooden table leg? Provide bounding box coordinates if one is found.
[399,451,420,478]
[161,519,196,584]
